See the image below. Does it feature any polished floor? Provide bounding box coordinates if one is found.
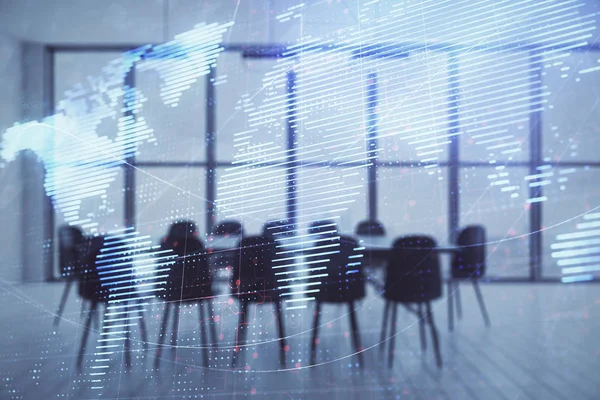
[0,280,598,399]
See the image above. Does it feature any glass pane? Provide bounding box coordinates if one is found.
[460,167,530,277]
[378,167,448,245]
[295,51,366,164]
[542,51,600,162]
[296,165,368,236]
[377,51,450,164]
[542,167,600,279]
[54,52,124,107]
[135,167,207,245]
[215,52,287,162]
[135,59,207,163]
[215,166,287,236]
[459,51,531,163]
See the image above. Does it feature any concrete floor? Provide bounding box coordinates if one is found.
[0,280,598,399]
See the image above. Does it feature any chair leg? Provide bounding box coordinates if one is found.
[447,280,454,332]
[388,303,398,368]
[155,303,171,366]
[425,302,442,368]
[347,301,364,368]
[207,301,219,350]
[54,278,73,328]
[137,305,149,351]
[418,302,427,352]
[76,301,97,370]
[455,281,463,320]
[124,304,132,369]
[231,300,248,368]
[380,300,390,354]
[198,301,209,368]
[171,303,181,349]
[310,301,321,366]
[274,301,287,369]
[472,279,491,327]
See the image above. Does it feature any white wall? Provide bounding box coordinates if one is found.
[0,33,22,283]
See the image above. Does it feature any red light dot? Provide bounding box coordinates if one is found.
[214,315,220,322]
[253,352,258,359]
[284,345,290,352]
[295,362,301,368]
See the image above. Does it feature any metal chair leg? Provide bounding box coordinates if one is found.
[76,301,97,370]
[310,301,321,365]
[388,303,398,368]
[207,301,218,350]
[426,302,442,368]
[348,301,364,368]
[198,301,209,368]
[137,305,149,351]
[380,300,390,354]
[54,278,73,328]
[155,302,171,367]
[171,303,181,349]
[231,300,248,368]
[274,301,287,369]
[455,281,463,320]
[418,302,427,352]
[447,280,454,332]
[472,279,491,327]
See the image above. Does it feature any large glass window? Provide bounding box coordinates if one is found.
[460,167,530,278]
[52,46,600,281]
[542,167,600,279]
[135,167,207,245]
[135,59,207,163]
[378,167,448,244]
[542,52,600,162]
[459,51,531,163]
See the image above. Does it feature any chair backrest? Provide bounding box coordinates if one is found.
[58,225,86,278]
[308,220,338,237]
[214,220,243,236]
[263,219,295,241]
[385,235,442,302]
[78,235,108,302]
[167,220,198,240]
[161,236,212,301]
[355,220,386,236]
[309,235,365,303]
[232,235,279,302]
[452,225,486,278]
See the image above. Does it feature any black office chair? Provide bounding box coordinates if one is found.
[308,221,366,367]
[231,226,287,369]
[213,220,244,236]
[448,225,490,331]
[76,235,149,370]
[355,220,386,236]
[381,235,442,368]
[155,221,218,367]
[54,225,86,327]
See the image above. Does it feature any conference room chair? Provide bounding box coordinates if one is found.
[355,219,387,271]
[208,220,244,283]
[54,225,86,328]
[213,220,244,236]
[76,235,149,370]
[448,225,490,331]
[230,221,288,368]
[381,235,442,368]
[308,221,366,367]
[355,220,386,236]
[155,221,218,368]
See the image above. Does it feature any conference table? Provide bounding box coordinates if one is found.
[206,234,459,272]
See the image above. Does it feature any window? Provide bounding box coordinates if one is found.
[460,167,530,277]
